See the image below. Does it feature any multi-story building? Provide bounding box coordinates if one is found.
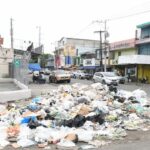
[54,37,100,69]
[110,38,137,80]
[110,22,150,83]
[0,47,14,78]
[135,22,150,82]
[45,55,54,70]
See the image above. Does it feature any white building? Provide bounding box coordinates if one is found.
[0,47,14,77]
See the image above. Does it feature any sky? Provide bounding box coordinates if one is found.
[1,0,150,53]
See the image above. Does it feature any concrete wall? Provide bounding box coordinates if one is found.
[0,63,9,77]
[0,48,13,78]
[114,48,136,60]
[0,78,31,103]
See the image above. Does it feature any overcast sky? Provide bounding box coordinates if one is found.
[1,0,150,53]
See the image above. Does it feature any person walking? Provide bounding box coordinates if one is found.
[127,69,131,83]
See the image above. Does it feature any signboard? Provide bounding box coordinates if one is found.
[110,38,135,51]
[14,59,20,67]
[64,45,76,56]
[83,58,95,66]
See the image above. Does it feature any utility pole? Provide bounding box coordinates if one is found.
[94,20,109,72]
[10,18,14,49]
[38,26,41,47]
[104,20,107,72]
[94,30,105,71]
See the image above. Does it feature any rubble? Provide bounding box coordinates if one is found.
[0,83,150,149]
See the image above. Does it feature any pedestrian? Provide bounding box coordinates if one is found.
[127,72,130,83]
[32,71,39,83]
[38,72,46,84]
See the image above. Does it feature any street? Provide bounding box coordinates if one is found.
[28,77,150,98]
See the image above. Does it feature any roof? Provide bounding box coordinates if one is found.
[137,22,150,28]
[59,37,100,42]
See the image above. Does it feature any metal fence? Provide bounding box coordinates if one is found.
[12,51,31,85]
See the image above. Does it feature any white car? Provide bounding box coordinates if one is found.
[44,69,51,75]
[93,72,119,86]
[72,70,86,79]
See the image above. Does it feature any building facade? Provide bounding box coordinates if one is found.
[110,21,150,83]
[54,37,100,69]
[110,38,137,80]
[135,22,150,82]
[0,47,14,78]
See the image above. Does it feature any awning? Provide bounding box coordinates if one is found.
[83,66,96,69]
[28,63,41,71]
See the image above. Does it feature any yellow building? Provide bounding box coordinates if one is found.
[110,37,150,83]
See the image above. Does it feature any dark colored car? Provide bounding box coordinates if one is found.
[84,73,93,80]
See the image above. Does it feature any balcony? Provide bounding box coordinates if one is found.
[136,37,150,45]
[118,55,150,65]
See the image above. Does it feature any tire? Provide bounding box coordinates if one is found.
[79,75,81,79]
[54,78,58,83]
[49,78,51,83]
[67,80,70,83]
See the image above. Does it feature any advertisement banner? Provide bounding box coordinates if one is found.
[64,45,76,56]
[83,58,95,66]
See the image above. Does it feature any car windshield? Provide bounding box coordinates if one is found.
[103,72,116,77]
[55,70,65,75]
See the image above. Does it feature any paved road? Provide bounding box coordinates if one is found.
[28,78,150,98]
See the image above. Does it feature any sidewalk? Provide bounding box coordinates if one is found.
[0,82,20,91]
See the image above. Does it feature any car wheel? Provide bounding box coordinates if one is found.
[49,78,51,83]
[79,75,81,79]
[122,81,125,84]
[67,80,70,83]
[53,78,57,83]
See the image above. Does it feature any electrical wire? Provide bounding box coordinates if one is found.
[108,9,150,21]
[72,22,94,37]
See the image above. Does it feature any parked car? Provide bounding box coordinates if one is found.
[49,70,71,83]
[72,70,86,79]
[116,74,126,84]
[93,72,119,86]
[84,73,93,80]
[44,68,51,75]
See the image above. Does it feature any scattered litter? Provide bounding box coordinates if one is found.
[0,83,149,149]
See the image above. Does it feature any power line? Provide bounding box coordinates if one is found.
[72,22,93,37]
[108,9,150,21]
[70,6,150,40]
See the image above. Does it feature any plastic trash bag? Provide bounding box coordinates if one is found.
[75,129,94,142]
[17,139,36,147]
[32,97,42,103]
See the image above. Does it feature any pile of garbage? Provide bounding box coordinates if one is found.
[0,83,150,149]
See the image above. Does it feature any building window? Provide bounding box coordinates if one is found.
[139,44,150,55]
